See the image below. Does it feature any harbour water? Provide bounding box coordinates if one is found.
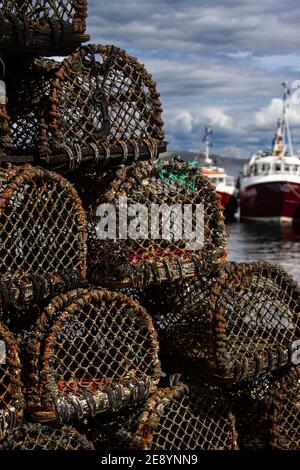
[227,222,300,283]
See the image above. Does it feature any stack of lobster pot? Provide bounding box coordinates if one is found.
[77,158,300,450]
[0,0,166,450]
[76,156,243,451]
[136,261,300,450]
[0,1,299,453]
[0,1,91,446]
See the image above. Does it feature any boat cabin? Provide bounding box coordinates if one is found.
[243,155,300,178]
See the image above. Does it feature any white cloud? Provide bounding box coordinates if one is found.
[255,98,300,129]
[205,107,234,130]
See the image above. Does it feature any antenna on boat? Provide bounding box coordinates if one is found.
[203,126,213,164]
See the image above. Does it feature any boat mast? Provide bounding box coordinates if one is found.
[203,126,213,164]
[283,82,294,156]
[272,83,294,156]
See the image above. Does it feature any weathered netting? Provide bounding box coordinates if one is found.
[0,322,23,438]
[270,366,300,450]
[0,165,87,279]
[227,374,274,449]
[0,1,89,55]
[0,270,83,330]
[26,288,161,422]
[86,160,227,288]
[6,45,165,171]
[228,366,300,450]
[142,261,300,382]
[0,422,94,450]
[115,383,238,450]
[0,271,83,311]
[75,406,141,450]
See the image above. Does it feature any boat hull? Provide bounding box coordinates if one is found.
[240,181,300,224]
[217,191,237,221]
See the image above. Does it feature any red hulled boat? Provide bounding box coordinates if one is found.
[240,84,300,224]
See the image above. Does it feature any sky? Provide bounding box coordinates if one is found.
[87,0,300,158]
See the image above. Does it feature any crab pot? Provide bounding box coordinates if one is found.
[113,383,238,451]
[0,165,87,280]
[0,422,94,450]
[26,288,161,422]
[5,44,165,171]
[142,261,300,382]
[86,160,227,289]
[0,322,23,438]
[0,1,89,56]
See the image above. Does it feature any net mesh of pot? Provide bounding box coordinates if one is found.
[269,366,300,450]
[114,383,238,450]
[0,165,87,280]
[0,422,94,450]
[5,44,165,171]
[0,0,89,55]
[228,366,300,450]
[0,322,24,439]
[26,287,161,422]
[142,261,300,382]
[85,160,227,289]
[0,270,83,329]
[227,373,274,450]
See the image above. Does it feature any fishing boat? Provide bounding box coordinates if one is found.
[193,127,237,221]
[240,83,300,224]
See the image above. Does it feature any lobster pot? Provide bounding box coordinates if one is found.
[0,323,23,438]
[228,366,300,450]
[6,44,165,171]
[114,383,238,450]
[0,271,83,328]
[27,288,161,422]
[75,406,141,450]
[269,366,300,450]
[0,165,87,279]
[227,374,274,450]
[86,160,227,289]
[0,422,94,450]
[0,1,89,55]
[142,261,300,382]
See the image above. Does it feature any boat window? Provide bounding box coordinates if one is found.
[261,163,269,174]
[275,164,281,172]
[253,164,258,175]
[284,165,290,172]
